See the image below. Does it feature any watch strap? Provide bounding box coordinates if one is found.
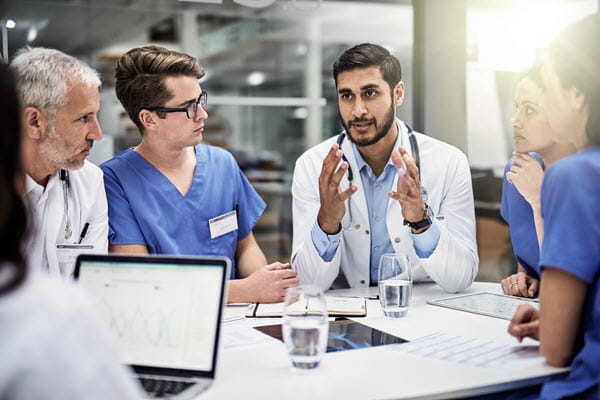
[403,204,433,230]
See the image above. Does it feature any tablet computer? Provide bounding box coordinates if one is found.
[255,319,407,353]
[426,292,539,320]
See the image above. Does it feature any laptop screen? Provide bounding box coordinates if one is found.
[75,255,228,374]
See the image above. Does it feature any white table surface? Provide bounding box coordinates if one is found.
[201,282,568,400]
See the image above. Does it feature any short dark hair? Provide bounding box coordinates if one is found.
[0,62,28,295]
[115,46,205,134]
[333,43,402,90]
[548,14,600,145]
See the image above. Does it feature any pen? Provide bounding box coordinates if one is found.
[78,223,90,244]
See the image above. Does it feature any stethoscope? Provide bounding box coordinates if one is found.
[60,169,72,240]
[337,121,422,184]
[336,121,427,230]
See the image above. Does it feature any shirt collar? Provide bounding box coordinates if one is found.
[25,171,60,196]
[350,119,405,176]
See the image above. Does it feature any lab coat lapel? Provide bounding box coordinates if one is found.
[45,175,64,278]
[340,134,368,225]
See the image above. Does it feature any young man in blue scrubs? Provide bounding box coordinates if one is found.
[101,46,298,303]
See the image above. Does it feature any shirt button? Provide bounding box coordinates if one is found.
[375,185,382,191]
[374,246,380,251]
[365,230,370,235]
[360,280,366,284]
[375,216,381,222]
[394,237,401,243]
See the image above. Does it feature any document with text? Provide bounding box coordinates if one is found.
[388,331,543,369]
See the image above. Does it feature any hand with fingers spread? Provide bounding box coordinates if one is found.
[506,153,544,207]
[508,303,540,342]
[388,146,426,225]
[317,143,357,234]
[501,271,539,297]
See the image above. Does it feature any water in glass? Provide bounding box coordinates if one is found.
[282,285,328,369]
[378,279,411,318]
[377,253,412,318]
[282,315,328,369]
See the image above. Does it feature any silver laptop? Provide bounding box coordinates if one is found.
[75,254,229,399]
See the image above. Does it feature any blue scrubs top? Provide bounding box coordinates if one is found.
[538,147,600,399]
[100,144,266,279]
[500,153,544,279]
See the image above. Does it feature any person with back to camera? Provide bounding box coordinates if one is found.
[500,65,577,298]
[292,43,478,293]
[0,62,143,400]
[101,46,298,303]
[498,14,600,400]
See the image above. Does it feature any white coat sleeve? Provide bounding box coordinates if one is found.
[291,151,342,292]
[418,150,478,293]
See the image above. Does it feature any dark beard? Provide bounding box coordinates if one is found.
[340,104,395,147]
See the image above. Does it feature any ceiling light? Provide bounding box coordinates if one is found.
[246,72,266,86]
[5,19,16,29]
[27,27,38,42]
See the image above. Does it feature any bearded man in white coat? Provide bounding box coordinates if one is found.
[291,43,478,293]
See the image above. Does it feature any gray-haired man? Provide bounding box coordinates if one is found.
[11,47,107,278]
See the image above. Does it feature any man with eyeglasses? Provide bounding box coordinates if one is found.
[11,47,108,279]
[101,46,298,303]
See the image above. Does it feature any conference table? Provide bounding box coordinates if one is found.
[203,282,568,399]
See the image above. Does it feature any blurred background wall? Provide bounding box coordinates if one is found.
[1,0,598,281]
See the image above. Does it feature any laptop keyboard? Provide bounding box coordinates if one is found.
[139,377,194,398]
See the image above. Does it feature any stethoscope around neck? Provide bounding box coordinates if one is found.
[336,121,421,183]
[60,169,72,240]
[336,121,426,230]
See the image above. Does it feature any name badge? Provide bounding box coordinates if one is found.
[209,210,238,239]
[56,244,95,278]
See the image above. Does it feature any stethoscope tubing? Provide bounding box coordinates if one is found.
[336,121,420,185]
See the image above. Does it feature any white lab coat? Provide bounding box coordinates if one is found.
[291,120,478,293]
[24,160,108,279]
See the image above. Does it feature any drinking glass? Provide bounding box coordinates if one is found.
[282,285,329,369]
[378,253,412,318]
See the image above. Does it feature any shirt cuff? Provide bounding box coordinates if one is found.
[311,220,342,262]
[409,220,440,258]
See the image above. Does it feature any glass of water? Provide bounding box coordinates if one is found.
[378,254,412,318]
[282,285,328,369]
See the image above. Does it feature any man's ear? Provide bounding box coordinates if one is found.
[22,106,48,139]
[393,81,405,107]
[138,109,159,132]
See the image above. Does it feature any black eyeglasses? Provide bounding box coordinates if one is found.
[146,91,208,119]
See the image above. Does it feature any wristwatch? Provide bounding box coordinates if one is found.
[403,203,433,230]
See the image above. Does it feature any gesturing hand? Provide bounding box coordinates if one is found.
[317,143,357,234]
[389,146,425,223]
[506,153,544,207]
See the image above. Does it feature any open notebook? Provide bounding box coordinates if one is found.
[246,296,366,317]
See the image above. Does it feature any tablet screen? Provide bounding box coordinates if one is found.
[427,292,539,320]
[255,320,407,353]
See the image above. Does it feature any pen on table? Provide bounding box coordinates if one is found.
[77,223,90,244]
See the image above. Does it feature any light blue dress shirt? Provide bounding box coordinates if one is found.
[311,128,440,285]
